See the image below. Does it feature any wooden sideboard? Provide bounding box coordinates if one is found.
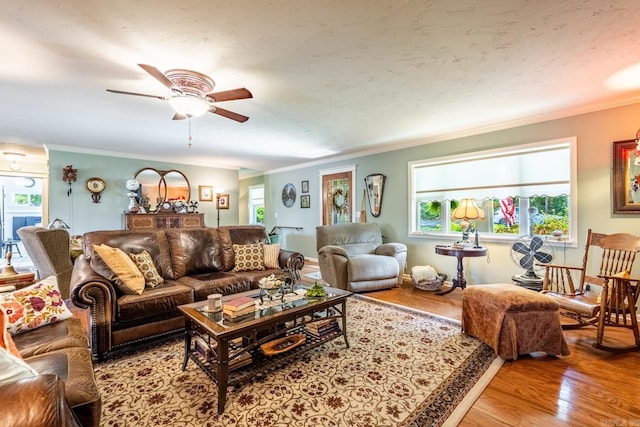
[123,213,205,230]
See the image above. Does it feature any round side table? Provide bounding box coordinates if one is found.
[434,245,487,295]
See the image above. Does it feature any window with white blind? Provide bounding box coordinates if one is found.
[409,137,577,245]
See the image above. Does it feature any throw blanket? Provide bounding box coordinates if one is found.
[411,265,438,283]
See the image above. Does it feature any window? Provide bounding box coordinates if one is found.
[249,185,264,224]
[13,192,41,206]
[409,137,577,245]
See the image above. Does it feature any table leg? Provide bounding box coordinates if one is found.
[217,339,229,414]
[181,321,192,370]
[340,300,350,348]
[437,255,467,295]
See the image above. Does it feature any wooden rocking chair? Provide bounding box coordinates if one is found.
[541,229,640,352]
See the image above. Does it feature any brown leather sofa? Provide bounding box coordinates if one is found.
[70,225,304,360]
[0,316,101,427]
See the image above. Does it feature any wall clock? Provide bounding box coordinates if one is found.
[62,164,78,197]
[282,183,296,207]
[86,177,105,203]
[158,201,174,213]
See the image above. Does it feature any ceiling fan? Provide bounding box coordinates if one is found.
[107,64,252,122]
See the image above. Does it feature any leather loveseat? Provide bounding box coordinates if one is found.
[70,225,304,360]
[0,309,101,427]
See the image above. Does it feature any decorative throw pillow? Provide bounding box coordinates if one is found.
[263,243,280,269]
[0,346,38,386]
[129,250,164,288]
[91,244,145,295]
[232,243,266,272]
[0,276,73,335]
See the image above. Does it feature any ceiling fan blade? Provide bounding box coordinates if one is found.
[106,89,168,100]
[207,88,253,102]
[172,113,188,120]
[138,64,176,90]
[210,107,249,123]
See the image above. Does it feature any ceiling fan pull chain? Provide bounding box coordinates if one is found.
[187,118,192,148]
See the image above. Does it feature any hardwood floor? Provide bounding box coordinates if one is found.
[301,262,640,426]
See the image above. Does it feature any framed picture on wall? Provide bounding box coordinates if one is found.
[613,138,640,213]
[301,180,309,193]
[301,194,310,208]
[199,186,213,202]
[217,193,230,209]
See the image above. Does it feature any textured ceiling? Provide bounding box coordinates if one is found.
[1,1,640,174]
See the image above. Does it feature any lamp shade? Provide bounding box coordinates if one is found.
[125,179,140,192]
[451,199,485,221]
[47,218,70,230]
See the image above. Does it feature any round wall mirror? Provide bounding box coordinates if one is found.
[134,168,191,208]
[161,170,190,202]
[135,168,163,207]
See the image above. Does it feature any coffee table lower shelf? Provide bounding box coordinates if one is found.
[188,326,346,391]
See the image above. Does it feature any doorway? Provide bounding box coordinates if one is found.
[320,166,356,225]
[0,176,43,267]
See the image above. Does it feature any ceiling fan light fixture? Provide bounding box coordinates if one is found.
[168,95,210,117]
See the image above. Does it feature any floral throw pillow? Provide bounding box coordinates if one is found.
[0,276,72,335]
[232,243,266,272]
[129,250,164,288]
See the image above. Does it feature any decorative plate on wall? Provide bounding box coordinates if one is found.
[282,183,296,207]
[86,178,105,194]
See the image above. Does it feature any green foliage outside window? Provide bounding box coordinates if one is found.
[256,206,264,224]
[13,193,42,206]
[419,196,569,236]
[14,194,28,205]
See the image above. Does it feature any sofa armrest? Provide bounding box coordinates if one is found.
[0,374,81,427]
[70,256,117,359]
[318,245,349,258]
[375,243,407,257]
[376,243,408,286]
[278,249,305,280]
[317,245,350,290]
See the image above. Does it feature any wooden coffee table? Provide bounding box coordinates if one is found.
[178,284,351,414]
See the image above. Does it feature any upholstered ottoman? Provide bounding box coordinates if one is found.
[462,283,570,360]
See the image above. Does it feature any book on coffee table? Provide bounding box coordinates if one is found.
[223,305,256,319]
[223,296,255,312]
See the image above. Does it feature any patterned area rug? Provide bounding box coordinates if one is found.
[96,296,502,427]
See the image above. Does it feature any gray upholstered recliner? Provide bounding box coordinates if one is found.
[316,223,407,292]
[17,226,73,299]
